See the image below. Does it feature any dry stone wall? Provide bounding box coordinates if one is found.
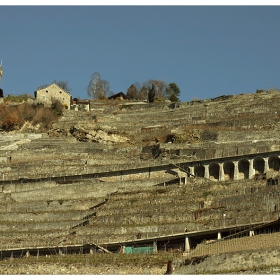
[1,91,280,254]
[175,232,280,274]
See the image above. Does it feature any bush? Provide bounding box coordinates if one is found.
[0,100,64,132]
[2,112,20,130]
[256,89,264,93]
[266,87,280,93]
[98,95,108,100]
[4,94,28,103]
[51,99,64,116]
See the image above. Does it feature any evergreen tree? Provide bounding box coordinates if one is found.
[148,85,155,103]
[166,82,181,102]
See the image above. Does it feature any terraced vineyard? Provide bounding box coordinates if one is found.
[1,91,280,274]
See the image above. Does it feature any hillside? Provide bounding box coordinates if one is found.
[1,90,280,274]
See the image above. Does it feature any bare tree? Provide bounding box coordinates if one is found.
[126,84,139,100]
[37,80,71,92]
[37,84,49,90]
[133,82,141,92]
[139,86,148,100]
[0,63,3,84]
[87,72,110,99]
[143,79,168,100]
[53,80,72,92]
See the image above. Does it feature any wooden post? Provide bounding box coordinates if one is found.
[165,260,173,274]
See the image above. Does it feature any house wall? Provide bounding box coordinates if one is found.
[35,84,71,109]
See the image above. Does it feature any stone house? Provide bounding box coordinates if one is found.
[34,83,72,109]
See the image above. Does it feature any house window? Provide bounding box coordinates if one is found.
[46,90,48,93]
[42,96,46,99]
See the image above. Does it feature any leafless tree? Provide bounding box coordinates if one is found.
[37,80,71,93]
[126,84,139,100]
[86,72,110,99]
[53,80,72,92]
[143,79,168,100]
[0,64,3,84]
[139,86,148,100]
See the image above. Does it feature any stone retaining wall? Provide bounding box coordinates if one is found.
[175,232,280,274]
[1,91,280,256]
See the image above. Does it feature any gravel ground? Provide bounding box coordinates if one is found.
[2,258,280,275]
[174,266,280,275]
[224,267,280,275]
[0,262,167,275]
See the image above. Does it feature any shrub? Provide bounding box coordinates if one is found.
[17,103,37,122]
[32,107,45,125]
[2,112,20,130]
[256,89,264,93]
[4,94,28,103]
[51,99,64,116]
[0,100,64,132]
[266,87,280,93]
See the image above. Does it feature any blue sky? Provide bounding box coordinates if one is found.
[1,5,280,102]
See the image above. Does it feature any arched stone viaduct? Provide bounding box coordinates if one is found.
[180,151,280,182]
[2,152,280,186]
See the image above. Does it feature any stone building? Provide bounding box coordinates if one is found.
[34,83,72,109]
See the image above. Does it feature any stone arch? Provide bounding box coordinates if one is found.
[238,159,250,179]
[223,161,234,180]
[194,165,205,178]
[209,162,220,180]
[253,157,265,174]
[268,155,280,171]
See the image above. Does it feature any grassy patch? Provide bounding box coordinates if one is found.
[153,188,168,194]
[202,191,212,198]
[130,198,139,204]
[0,252,176,267]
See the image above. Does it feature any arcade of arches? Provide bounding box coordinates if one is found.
[182,154,280,181]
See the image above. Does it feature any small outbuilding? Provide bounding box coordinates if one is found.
[71,98,90,111]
